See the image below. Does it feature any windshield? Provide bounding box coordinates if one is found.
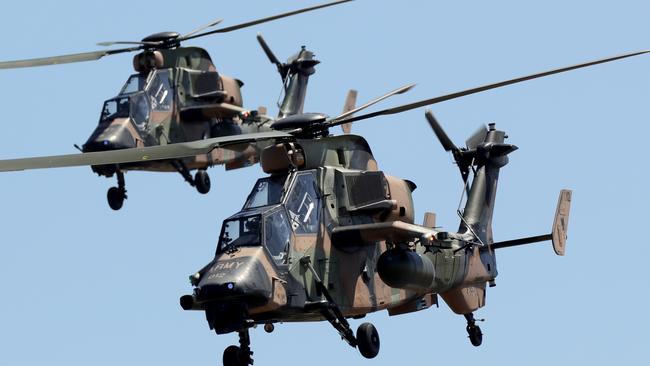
[264,208,291,264]
[147,70,173,111]
[120,74,149,95]
[100,97,129,123]
[286,171,320,234]
[217,215,261,253]
[244,176,287,209]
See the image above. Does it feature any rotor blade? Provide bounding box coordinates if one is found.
[329,83,415,122]
[97,41,160,47]
[465,125,488,149]
[0,46,141,70]
[256,33,282,66]
[0,131,292,172]
[181,18,224,39]
[424,110,456,152]
[182,0,353,41]
[341,89,358,134]
[329,49,650,127]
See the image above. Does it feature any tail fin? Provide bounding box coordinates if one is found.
[457,124,517,244]
[424,111,517,244]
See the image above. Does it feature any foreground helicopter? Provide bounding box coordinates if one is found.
[0,0,351,210]
[0,47,647,365]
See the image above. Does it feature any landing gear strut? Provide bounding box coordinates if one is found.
[301,256,381,359]
[171,160,211,194]
[464,313,483,347]
[107,170,127,210]
[222,328,254,366]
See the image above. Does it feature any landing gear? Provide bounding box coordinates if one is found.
[300,256,381,359]
[222,329,253,366]
[464,313,483,347]
[171,160,211,194]
[107,171,127,210]
[195,169,211,194]
[356,322,380,359]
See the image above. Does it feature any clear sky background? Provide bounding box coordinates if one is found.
[0,1,648,365]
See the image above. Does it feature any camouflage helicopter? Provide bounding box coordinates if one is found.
[0,0,351,210]
[0,48,647,365]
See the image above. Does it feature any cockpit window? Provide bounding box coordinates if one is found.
[243,176,287,209]
[147,70,173,111]
[264,208,291,264]
[120,74,149,95]
[217,215,261,253]
[286,171,320,234]
[100,97,130,123]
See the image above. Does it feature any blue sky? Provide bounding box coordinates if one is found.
[0,1,648,365]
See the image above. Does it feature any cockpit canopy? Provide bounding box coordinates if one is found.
[216,170,322,263]
[99,69,173,127]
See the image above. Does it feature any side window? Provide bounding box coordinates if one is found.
[147,70,173,111]
[264,209,291,264]
[286,172,320,234]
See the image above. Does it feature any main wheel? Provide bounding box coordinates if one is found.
[195,170,211,194]
[356,322,380,359]
[467,325,483,347]
[223,345,243,366]
[107,187,125,210]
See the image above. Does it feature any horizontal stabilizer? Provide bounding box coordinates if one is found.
[490,189,572,256]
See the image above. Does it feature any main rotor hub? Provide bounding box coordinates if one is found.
[141,31,181,49]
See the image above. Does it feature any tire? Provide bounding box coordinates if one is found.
[195,170,211,194]
[107,187,124,210]
[222,345,242,366]
[467,325,483,347]
[356,322,380,359]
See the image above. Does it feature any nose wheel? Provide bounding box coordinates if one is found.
[107,171,127,210]
[222,329,253,366]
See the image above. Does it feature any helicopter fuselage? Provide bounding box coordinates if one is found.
[82,47,269,177]
[181,134,498,334]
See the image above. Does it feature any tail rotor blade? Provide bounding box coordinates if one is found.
[425,110,456,152]
[341,89,358,134]
[256,33,282,67]
[465,125,488,149]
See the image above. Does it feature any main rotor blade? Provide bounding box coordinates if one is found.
[182,0,353,41]
[96,41,161,47]
[424,110,456,152]
[0,131,291,172]
[330,49,650,127]
[0,46,141,70]
[329,83,416,122]
[181,18,224,39]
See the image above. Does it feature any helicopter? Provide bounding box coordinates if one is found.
[0,46,647,365]
[0,0,352,210]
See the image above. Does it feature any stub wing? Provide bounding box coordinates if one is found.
[331,221,450,247]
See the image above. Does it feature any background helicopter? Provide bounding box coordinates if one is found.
[1,1,650,366]
[0,0,351,210]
